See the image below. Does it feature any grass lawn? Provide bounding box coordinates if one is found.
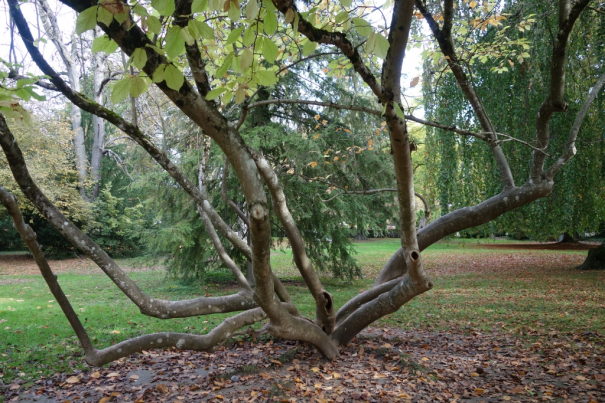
[0,239,603,388]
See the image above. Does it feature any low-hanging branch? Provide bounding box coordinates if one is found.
[0,185,284,366]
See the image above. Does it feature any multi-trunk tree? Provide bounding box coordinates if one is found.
[1,0,603,364]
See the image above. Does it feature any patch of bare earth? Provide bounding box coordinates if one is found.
[4,327,603,402]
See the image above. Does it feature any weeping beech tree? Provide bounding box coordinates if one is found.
[1,0,604,363]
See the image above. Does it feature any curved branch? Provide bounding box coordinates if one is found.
[334,277,401,327]
[246,98,383,116]
[0,185,277,367]
[252,151,335,334]
[8,2,251,260]
[415,0,515,189]
[0,113,255,319]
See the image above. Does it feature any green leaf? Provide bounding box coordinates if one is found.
[156,0,175,16]
[111,77,131,104]
[255,70,277,86]
[262,0,276,11]
[226,27,245,45]
[15,88,31,102]
[164,65,185,90]
[165,26,185,59]
[216,52,234,77]
[240,48,254,70]
[262,37,279,63]
[180,26,196,46]
[76,7,98,35]
[245,0,259,20]
[189,20,215,40]
[352,17,373,36]
[151,0,168,11]
[191,0,208,13]
[97,7,114,26]
[205,87,228,100]
[92,35,110,53]
[394,102,405,120]
[146,44,166,56]
[114,12,128,24]
[146,16,162,34]
[131,48,148,70]
[264,9,277,35]
[153,64,166,82]
[243,26,256,46]
[302,39,316,56]
[228,5,240,22]
[335,11,349,24]
[129,76,148,97]
[374,33,389,59]
[133,4,149,16]
[340,0,352,7]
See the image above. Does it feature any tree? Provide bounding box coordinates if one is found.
[1,0,603,364]
[423,0,605,241]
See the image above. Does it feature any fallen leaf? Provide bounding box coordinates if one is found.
[106,372,120,378]
[65,376,80,384]
[90,372,101,379]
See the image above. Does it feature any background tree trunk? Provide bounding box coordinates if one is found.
[576,241,605,270]
[90,27,106,200]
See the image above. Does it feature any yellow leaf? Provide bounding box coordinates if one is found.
[314,115,321,120]
[91,372,101,379]
[65,376,80,384]
[333,372,341,378]
[475,388,485,395]
[106,372,120,378]
[99,398,111,403]
[310,367,320,373]
[344,128,351,133]
[308,161,318,168]
[471,372,480,377]
[410,76,420,87]
[314,134,320,139]
[469,0,477,8]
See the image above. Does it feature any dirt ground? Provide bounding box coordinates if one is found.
[474,243,600,251]
[4,327,604,402]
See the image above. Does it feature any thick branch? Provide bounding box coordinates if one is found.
[253,151,336,334]
[373,181,554,285]
[0,113,255,318]
[9,2,251,259]
[530,0,591,181]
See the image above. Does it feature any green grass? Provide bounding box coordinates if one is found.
[0,239,603,387]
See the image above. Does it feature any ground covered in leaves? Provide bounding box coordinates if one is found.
[4,326,604,403]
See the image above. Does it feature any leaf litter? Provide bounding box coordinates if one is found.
[3,325,603,402]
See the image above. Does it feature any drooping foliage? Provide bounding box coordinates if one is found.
[424,1,605,239]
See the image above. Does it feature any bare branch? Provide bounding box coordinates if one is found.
[246,98,383,116]
[0,112,255,319]
[272,0,385,101]
[221,157,250,227]
[415,0,515,189]
[253,151,336,334]
[9,2,251,259]
[531,0,593,181]
[103,149,133,181]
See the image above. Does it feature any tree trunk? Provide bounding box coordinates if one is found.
[37,0,88,200]
[576,241,605,270]
[90,27,106,200]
